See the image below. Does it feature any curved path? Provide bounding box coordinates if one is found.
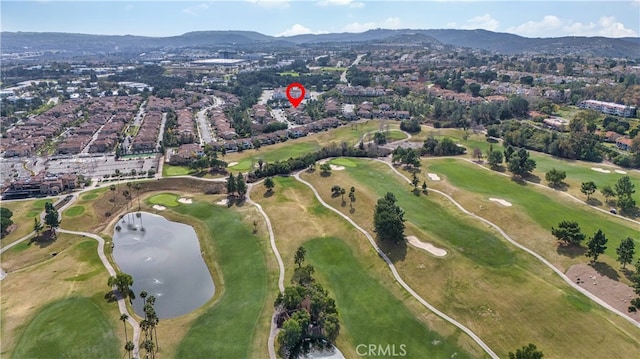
[293,172,500,359]
[378,158,640,329]
[245,182,285,359]
[56,227,142,359]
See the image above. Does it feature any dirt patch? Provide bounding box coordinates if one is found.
[489,198,512,207]
[566,264,640,323]
[152,205,166,211]
[591,167,611,174]
[406,236,447,257]
[178,197,193,204]
[427,173,441,181]
[329,165,345,171]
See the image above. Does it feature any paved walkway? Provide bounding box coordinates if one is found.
[245,182,284,359]
[293,171,500,359]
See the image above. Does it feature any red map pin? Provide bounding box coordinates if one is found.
[286,83,306,108]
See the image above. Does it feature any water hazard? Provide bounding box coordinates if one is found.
[112,212,214,319]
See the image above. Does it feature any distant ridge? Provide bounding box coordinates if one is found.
[2,28,639,58]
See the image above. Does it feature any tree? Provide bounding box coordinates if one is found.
[44,202,60,239]
[110,184,117,203]
[487,148,504,169]
[373,192,406,244]
[339,187,346,205]
[319,163,332,176]
[421,181,428,194]
[508,148,536,178]
[508,343,544,359]
[33,217,43,237]
[0,207,14,236]
[468,82,481,97]
[120,313,129,343]
[585,229,608,263]
[580,181,597,200]
[294,246,306,268]
[615,176,636,212]
[264,177,275,193]
[617,237,636,269]
[545,168,566,187]
[236,173,247,199]
[278,318,302,358]
[124,341,135,359]
[348,187,356,209]
[107,273,134,301]
[472,147,483,161]
[601,185,616,203]
[226,172,236,196]
[551,221,585,246]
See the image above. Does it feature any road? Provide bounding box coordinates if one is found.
[156,113,167,151]
[340,54,366,84]
[194,96,224,145]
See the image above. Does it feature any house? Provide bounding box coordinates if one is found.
[170,143,204,165]
[616,137,633,151]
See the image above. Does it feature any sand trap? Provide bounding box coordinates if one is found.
[152,205,166,211]
[591,167,611,174]
[427,173,440,181]
[489,198,512,207]
[215,199,228,206]
[330,165,345,171]
[178,198,193,204]
[228,162,238,167]
[407,236,447,257]
[615,170,627,174]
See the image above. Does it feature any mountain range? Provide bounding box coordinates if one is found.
[2,29,639,59]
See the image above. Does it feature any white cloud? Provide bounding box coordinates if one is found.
[317,0,364,8]
[182,3,209,16]
[343,17,402,33]
[247,0,290,8]
[461,14,499,31]
[278,24,318,37]
[507,15,637,38]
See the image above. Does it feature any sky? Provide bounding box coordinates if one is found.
[1,1,639,38]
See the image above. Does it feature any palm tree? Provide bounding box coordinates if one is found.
[120,313,129,342]
[124,341,135,359]
[134,183,142,211]
[110,184,116,205]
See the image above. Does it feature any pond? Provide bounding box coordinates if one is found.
[112,212,214,319]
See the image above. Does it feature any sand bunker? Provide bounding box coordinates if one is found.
[489,198,512,207]
[591,167,611,174]
[330,165,345,171]
[178,198,193,204]
[427,173,441,181]
[407,236,447,257]
[215,199,228,206]
[228,162,238,167]
[152,205,166,211]
[615,170,627,174]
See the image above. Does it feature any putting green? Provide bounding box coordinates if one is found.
[81,193,98,201]
[329,158,357,167]
[12,297,119,359]
[64,206,85,217]
[147,193,180,207]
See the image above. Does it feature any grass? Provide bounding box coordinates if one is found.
[256,176,485,358]
[64,205,85,217]
[0,198,49,246]
[162,164,195,177]
[147,193,180,207]
[11,297,119,359]
[175,202,269,358]
[82,193,98,201]
[301,159,640,357]
[278,71,300,77]
[305,236,473,359]
[428,159,639,259]
[329,158,357,167]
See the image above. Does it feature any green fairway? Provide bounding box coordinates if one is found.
[329,158,357,167]
[428,159,639,257]
[64,205,85,217]
[320,67,347,72]
[302,159,640,357]
[12,297,119,359]
[228,142,320,171]
[147,193,180,207]
[305,236,473,359]
[162,164,194,177]
[82,193,99,201]
[176,202,268,358]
